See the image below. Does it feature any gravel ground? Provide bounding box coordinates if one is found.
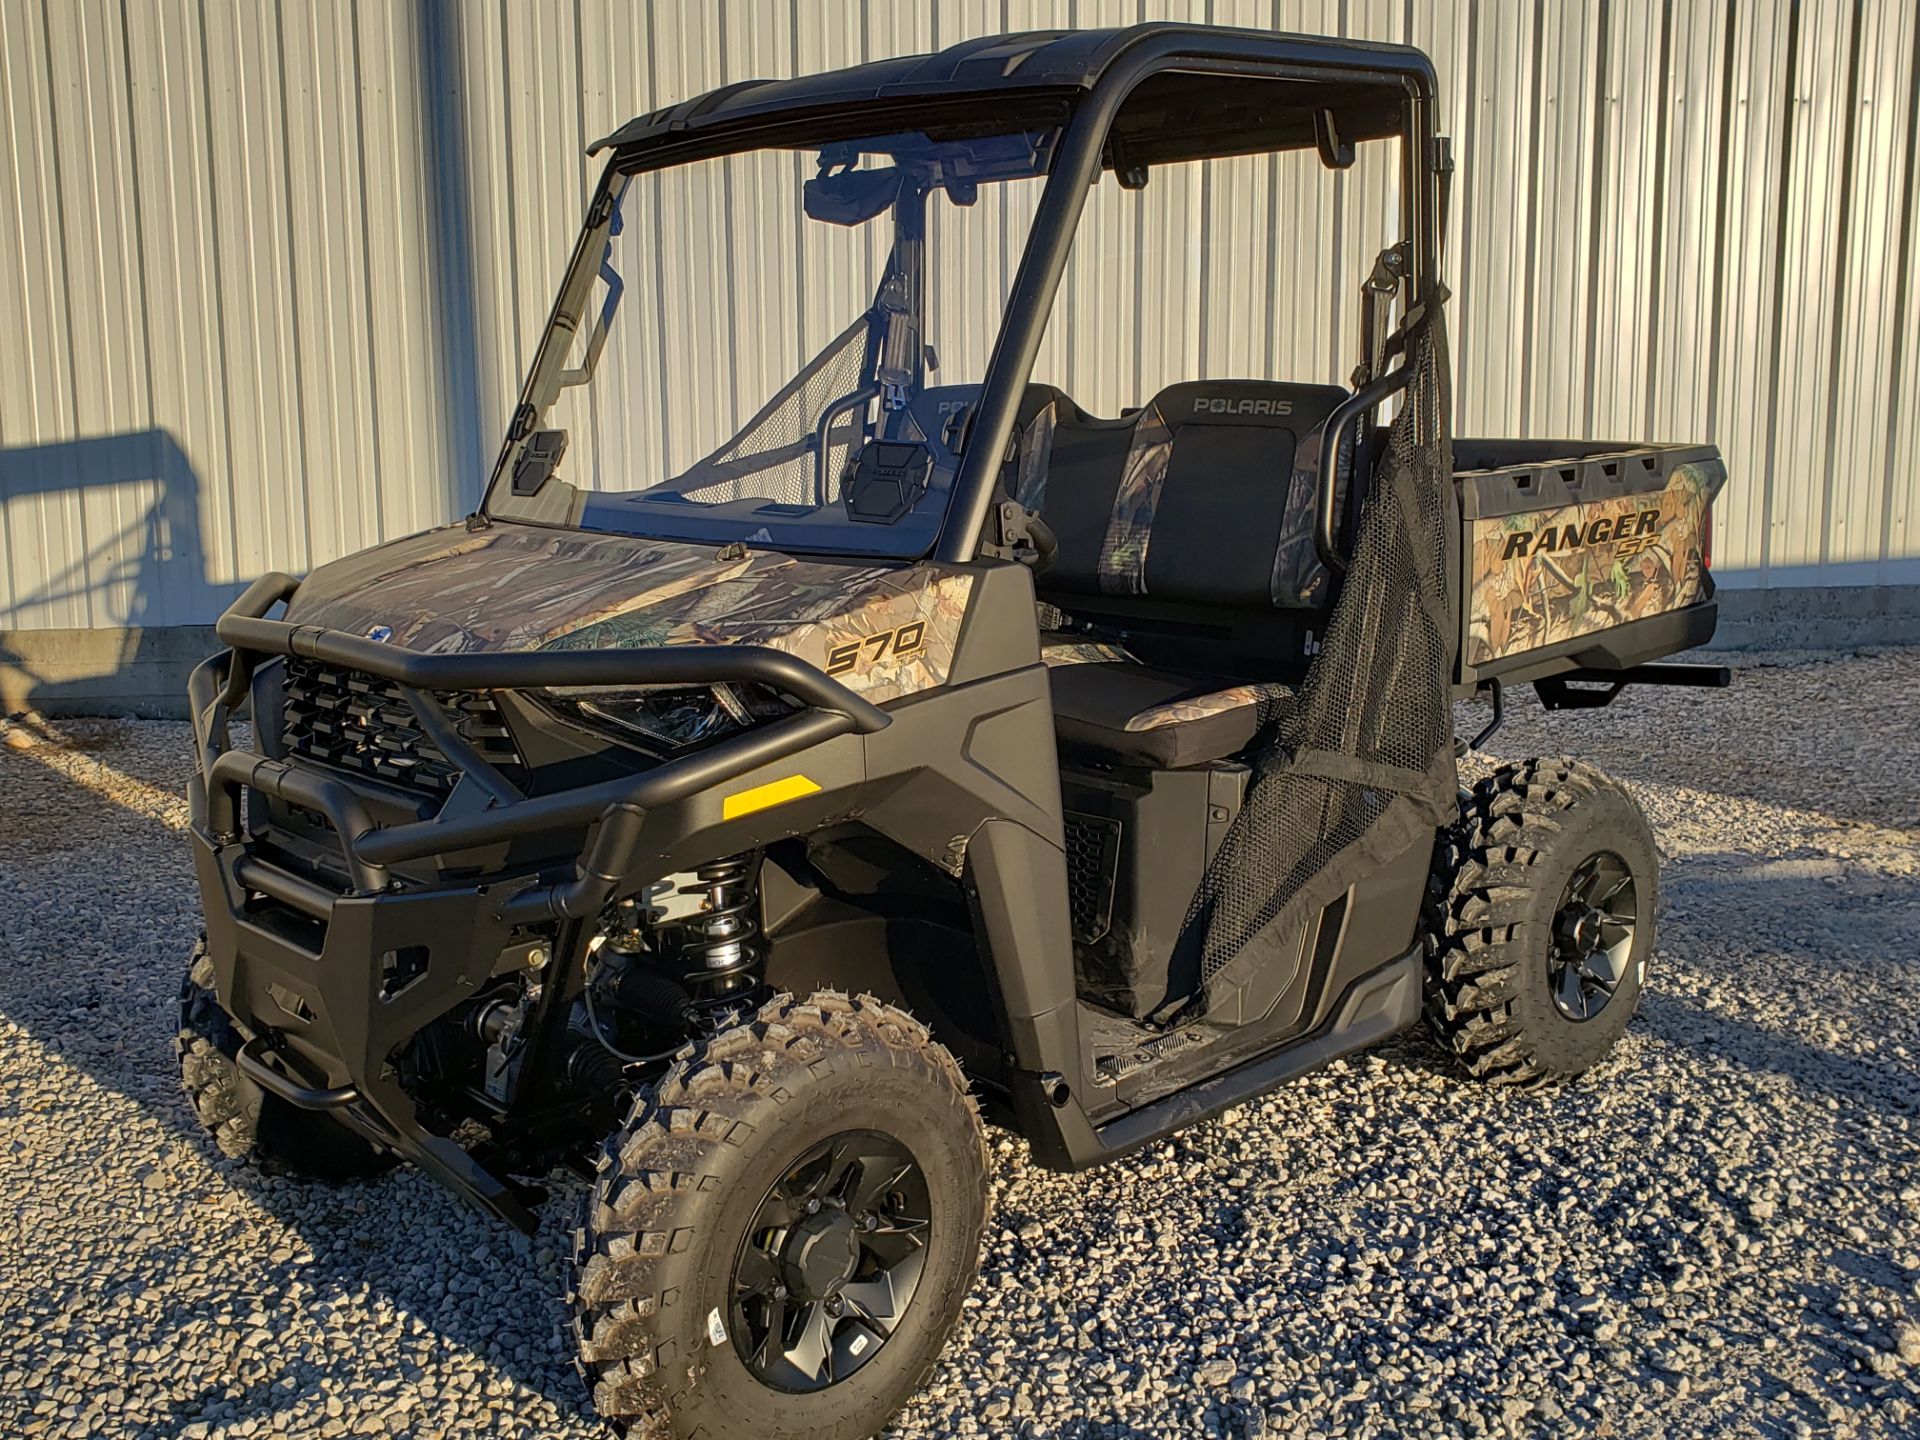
[3,645,1918,1440]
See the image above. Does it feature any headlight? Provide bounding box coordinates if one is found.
[543,681,794,753]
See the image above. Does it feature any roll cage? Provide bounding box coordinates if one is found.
[481,21,1447,563]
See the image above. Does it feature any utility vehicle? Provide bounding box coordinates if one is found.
[179,23,1728,1438]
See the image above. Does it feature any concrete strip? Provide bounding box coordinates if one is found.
[1708,585,1920,651]
[1,625,220,719]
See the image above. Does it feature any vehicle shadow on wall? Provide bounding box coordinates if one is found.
[0,429,242,715]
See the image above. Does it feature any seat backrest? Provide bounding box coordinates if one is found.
[1019,380,1351,609]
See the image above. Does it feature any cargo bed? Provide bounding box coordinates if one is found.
[1452,439,1726,689]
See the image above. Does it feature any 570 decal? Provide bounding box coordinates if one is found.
[824,621,926,676]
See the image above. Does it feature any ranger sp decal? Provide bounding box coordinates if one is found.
[1498,508,1663,561]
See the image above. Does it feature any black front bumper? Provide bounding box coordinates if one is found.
[192,817,543,1225]
[186,571,888,1229]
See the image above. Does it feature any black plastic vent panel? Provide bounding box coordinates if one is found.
[280,658,522,798]
[1063,811,1121,946]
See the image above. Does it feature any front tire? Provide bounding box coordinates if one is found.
[176,938,395,1180]
[570,991,987,1440]
[1425,757,1658,1086]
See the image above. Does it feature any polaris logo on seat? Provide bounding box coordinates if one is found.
[1193,396,1292,416]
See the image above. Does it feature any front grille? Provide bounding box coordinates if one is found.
[280,657,523,798]
[1063,811,1120,946]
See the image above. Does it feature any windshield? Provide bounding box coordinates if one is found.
[484,121,1060,557]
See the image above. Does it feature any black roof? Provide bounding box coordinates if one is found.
[588,22,1437,157]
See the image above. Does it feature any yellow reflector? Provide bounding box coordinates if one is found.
[721,774,822,821]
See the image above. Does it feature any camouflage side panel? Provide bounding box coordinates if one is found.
[1124,681,1294,734]
[284,523,975,705]
[1096,403,1174,595]
[1465,458,1723,665]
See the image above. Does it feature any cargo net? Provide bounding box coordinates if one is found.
[1179,310,1459,1010]
[668,315,870,508]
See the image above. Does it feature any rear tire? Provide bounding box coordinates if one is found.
[570,991,987,1440]
[1424,757,1658,1086]
[176,937,395,1180]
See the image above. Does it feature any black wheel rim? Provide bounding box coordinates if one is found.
[1550,851,1640,1022]
[730,1130,931,1393]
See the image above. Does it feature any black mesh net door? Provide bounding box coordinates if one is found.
[1180,306,1459,1014]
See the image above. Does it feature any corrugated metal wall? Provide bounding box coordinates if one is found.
[3,0,1917,634]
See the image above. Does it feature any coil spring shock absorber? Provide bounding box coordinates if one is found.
[663,851,765,1014]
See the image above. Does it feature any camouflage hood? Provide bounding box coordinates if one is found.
[285,522,975,704]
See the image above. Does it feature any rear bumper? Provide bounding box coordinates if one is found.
[186,570,888,1229]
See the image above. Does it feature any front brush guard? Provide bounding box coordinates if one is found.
[186,571,890,1229]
